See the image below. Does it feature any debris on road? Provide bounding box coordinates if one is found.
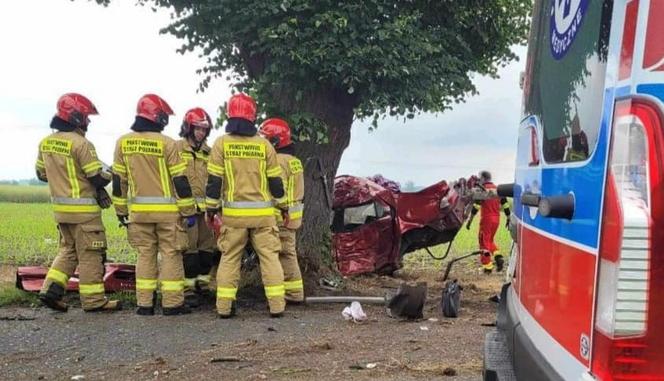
[387,281,427,319]
[349,361,380,370]
[210,356,243,363]
[341,301,367,323]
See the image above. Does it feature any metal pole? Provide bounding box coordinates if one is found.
[305,296,387,304]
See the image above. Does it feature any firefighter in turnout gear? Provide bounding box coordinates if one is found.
[259,118,305,303]
[205,93,286,318]
[176,107,217,307]
[466,171,511,273]
[112,94,197,316]
[37,93,122,312]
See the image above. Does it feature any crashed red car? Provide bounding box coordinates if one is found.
[331,175,475,276]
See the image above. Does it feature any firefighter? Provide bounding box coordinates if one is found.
[259,118,305,303]
[205,93,286,318]
[176,108,217,307]
[466,170,510,273]
[37,93,121,312]
[112,94,197,316]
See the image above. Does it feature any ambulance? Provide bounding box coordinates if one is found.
[484,1,664,380]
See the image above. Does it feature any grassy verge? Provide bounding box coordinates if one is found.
[0,285,137,308]
[109,291,137,308]
[0,284,39,307]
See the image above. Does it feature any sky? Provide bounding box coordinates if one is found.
[0,0,527,186]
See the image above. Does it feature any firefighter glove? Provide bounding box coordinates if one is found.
[95,188,112,209]
[281,209,290,226]
[206,209,218,223]
[185,215,196,228]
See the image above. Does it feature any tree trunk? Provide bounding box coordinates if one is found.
[275,87,357,281]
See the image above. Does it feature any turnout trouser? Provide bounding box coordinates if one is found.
[40,217,108,310]
[128,221,188,308]
[215,226,285,315]
[278,227,304,301]
[183,214,216,293]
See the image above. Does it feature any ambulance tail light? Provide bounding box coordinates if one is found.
[592,98,664,380]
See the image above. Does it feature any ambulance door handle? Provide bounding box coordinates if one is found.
[538,194,575,220]
[520,192,540,207]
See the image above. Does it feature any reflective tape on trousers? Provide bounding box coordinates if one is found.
[79,283,105,295]
[217,287,237,300]
[136,278,158,290]
[161,280,184,292]
[284,279,304,290]
[264,284,285,298]
[46,268,69,286]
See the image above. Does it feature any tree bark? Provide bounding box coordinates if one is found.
[274,87,357,279]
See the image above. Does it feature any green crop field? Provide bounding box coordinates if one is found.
[0,202,134,265]
[0,202,511,270]
[0,185,512,271]
[0,184,50,203]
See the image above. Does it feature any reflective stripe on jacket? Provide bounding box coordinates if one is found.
[207,134,281,227]
[112,132,195,223]
[36,131,107,223]
[275,153,304,230]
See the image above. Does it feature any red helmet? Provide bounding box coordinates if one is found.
[259,118,292,149]
[180,107,212,138]
[56,93,98,128]
[136,94,174,126]
[226,93,257,122]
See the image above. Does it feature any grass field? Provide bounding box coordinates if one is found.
[0,184,512,269]
[0,200,511,269]
[403,216,512,272]
[0,202,134,265]
[0,184,50,203]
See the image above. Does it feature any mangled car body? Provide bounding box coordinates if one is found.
[331,175,478,276]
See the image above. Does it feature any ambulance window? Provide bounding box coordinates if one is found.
[523,0,613,164]
[517,124,540,167]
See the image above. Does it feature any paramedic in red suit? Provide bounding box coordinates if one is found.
[466,171,511,274]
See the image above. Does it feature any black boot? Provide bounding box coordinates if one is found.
[495,255,505,272]
[184,291,200,308]
[163,304,192,316]
[136,306,155,316]
[39,283,68,312]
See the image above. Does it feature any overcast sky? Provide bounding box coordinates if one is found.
[0,0,526,186]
